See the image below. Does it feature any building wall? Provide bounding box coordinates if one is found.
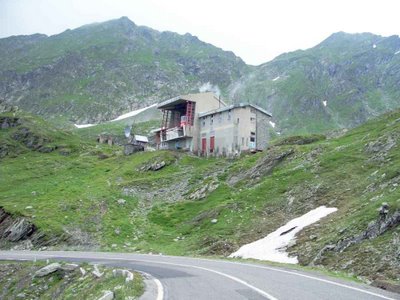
[199,106,271,156]
[255,110,271,150]
[182,92,225,152]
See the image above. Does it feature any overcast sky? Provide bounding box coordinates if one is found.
[1,0,399,65]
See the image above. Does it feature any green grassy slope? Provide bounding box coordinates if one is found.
[0,109,399,284]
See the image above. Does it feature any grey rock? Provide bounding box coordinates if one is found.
[312,209,400,265]
[124,144,144,155]
[112,269,134,282]
[97,290,114,300]
[61,263,79,272]
[0,117,20,129]
[35,263,61,277]
[228,149,294,186]
[92,265,104,278]
[117,199,126,205]
[189,181,219,200]
[2,218,35,242]
[211,219,218,224]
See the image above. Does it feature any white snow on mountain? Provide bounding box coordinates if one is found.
[74,123,97,128]
[74,103,157,128]
[229,206,337,264]
[111,103,158,122]
[272,76,280,81]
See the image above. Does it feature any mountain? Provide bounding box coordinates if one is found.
[1,108,399,288]
[1,18,400,135]
[230,32,400,134]
[0,17,248,124]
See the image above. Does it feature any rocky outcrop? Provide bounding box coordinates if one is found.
[228,149,294,186]
[0,207,48,249]
[12,127,56,153]
[275,135,326,146]
[124,144,144,155]
[0,116,21,129]
[188,180,219,200]
[0,100,17,113]
[312,204,400,265]
[2,218,35,242]
[138,160,166,171]
[365,133,398,163]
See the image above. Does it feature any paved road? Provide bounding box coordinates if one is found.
[0,251,398,300]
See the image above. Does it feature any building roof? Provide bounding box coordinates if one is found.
[198,103,272,118]
[157,92,226,110]
[134,135,149,143]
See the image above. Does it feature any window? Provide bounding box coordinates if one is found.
[210,115,214,126]
[202,119,206,127]
[241,137,244,146]
[237,118,240,124]
[250,137,255,142]
[227,110,231,121]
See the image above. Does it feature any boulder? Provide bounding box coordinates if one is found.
[112,269,134,282]
[92,264,104,278]
[35,263,61,277]
[61,263,79,272]
[151,161,166,171]
[97,290,114,300]
[117,199,126,205]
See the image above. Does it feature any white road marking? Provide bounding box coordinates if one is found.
[4,253,276,299]
[139,271,164,300]
[154,277,164,300]
[2,252,396,300]
[226,261,396,300]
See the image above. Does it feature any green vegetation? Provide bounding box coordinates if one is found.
[0,109,399,284]
[0,261,144,300]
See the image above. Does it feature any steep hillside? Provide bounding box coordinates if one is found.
[2,19,400,135]
[230,32,400,135]
[0,17,248,124]
[1,109,399,288]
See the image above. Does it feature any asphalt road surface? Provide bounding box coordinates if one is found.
[0,251,398,300]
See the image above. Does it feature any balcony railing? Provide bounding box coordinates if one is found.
[161,125,193,142]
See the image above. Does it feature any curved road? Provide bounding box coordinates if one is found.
[0,251,398,300]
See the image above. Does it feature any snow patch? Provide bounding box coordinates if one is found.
[272,76,280,81]
[229,206,337,264]
[373,44,377,49]
[74,123,97,128]
[111,104,157,122]
[269,121,276,128]
[395,50,400,55]
[323,100,327,107]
